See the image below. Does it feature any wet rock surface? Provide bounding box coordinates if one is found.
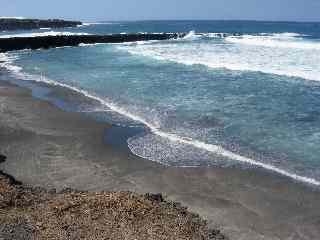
[0,33,186,53]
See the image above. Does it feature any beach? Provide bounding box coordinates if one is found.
[0,71,320,240]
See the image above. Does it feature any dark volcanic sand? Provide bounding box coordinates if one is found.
[0,79,320,240]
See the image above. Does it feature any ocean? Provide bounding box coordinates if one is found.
[1,20,320,186]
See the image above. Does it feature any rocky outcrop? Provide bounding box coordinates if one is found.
[0,33,186,52]
[0,18,82,31]
[0,170,226,240]
[0,154,6,163]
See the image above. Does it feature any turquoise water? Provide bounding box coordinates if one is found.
[1,20,320,185]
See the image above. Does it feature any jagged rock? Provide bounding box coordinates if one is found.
[0,33,186,53]
[145,193,164,202]
[0,154,6,163]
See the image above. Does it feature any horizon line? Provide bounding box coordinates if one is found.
[89,19,320,24]
[1,16,319,24]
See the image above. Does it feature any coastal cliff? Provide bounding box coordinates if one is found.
[0,18,82,31]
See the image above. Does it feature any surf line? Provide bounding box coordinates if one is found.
[2,55,320,187]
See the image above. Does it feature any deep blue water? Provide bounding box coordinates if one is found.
[1,20,320,185]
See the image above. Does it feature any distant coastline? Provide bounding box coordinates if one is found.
[0,18,82,31]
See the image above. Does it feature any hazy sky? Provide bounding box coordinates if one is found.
[1,0,320,22]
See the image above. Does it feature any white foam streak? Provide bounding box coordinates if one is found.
[1,52,319,186]
[0,16,25,19]
[39,79,320,186]
[183,30,201,40]
[80,22,117,27]
[0,53,22,73]
[226,34,320,50]
[125,49,319,82]
[177,31,318,50]
[120,34,320,82]
[79,43,106,47]
[205,33,228,38]
[270,32,305,38]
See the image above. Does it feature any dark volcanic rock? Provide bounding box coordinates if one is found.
[145,193,164,202]
[0,154,6,163]
[0,18,82,31]
[0,33,186,52]
[0,170,22,186]
[0,171,227,240]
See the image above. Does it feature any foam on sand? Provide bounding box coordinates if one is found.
[1,52,319,187]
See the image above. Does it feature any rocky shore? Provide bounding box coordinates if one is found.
[0,33,186,52]
[0,158,225,240]
[0,18,82,31]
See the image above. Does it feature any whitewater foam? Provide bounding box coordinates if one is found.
[79,43,107,47]
[182,30,202,40]
[1,52,319,187]
[174,31,315,49]
[270,32,306,38]
[226,33,320,50]
[0,53,22,73]
[80,22,117,27]
[118,33,320,82]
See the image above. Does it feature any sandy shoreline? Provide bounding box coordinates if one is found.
[0,75,320,239]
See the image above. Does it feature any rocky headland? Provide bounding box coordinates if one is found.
[0,33,186,52]
[0,18,82,31]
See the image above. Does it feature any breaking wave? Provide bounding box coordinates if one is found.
[1,52,319,187]
[226,33,320,50]
[118,32,320,82]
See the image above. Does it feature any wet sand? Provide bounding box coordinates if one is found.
[0,78,320,240]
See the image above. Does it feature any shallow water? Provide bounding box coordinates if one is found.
[1,20,320,185]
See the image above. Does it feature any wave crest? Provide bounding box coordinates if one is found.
[226,33,320,50]
[182,30,202,40]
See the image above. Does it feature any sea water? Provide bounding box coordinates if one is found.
[1,20,320,185]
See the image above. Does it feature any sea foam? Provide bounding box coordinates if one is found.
[1,52,319,187]
[226,33,320,50]
[182,30,202,40]
[118,32,320,82]
[80,22,118,27]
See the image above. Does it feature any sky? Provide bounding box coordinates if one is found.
[1,0,320,22]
